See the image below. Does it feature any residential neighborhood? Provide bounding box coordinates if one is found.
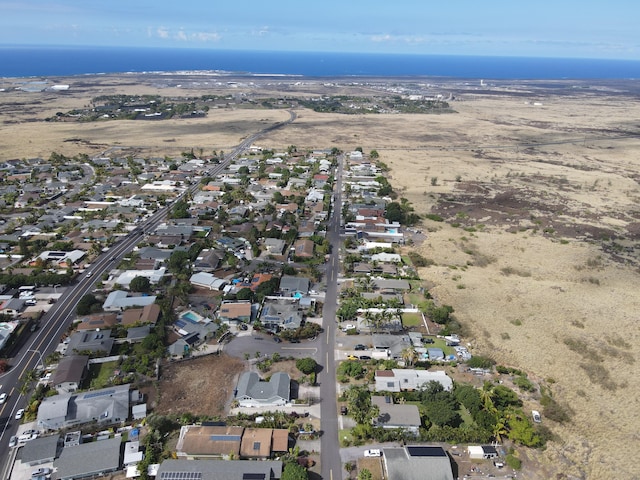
[0,142,546,480]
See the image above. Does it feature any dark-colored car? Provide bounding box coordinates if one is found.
[289,338,300,343]
[359,355,372,360]
[340,405,348,415]
[422,338,435,344]
[354,344,367,350]
[273,336,282,343]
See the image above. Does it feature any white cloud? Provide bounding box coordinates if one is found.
[192,32,221,42]
[175,29,188,41]
[156,26,169,39]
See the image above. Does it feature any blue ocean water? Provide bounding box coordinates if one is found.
[2,45,640,79]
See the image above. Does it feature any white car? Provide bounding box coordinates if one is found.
[532,410,542,423]
[364,449,382,457]
[342,324,356,331]
[32,468,52,477]
[15,408,25,420]
[0,392,7,404]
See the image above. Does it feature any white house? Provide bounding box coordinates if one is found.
[375,369,453,392]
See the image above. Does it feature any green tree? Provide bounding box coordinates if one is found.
[281,462,308,480]
[77,294,101,315]
[346,385,379,425]
[129,276,151,293]
[236,288,253,300]
[358,469,373,480]
[296,357,317,375]
[167,250,191,275]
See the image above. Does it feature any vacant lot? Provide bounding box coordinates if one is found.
[156,354,245,417]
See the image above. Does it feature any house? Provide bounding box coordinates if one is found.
[373,278,410,291]
[260,297,303,330]
[263,238,286,255]
[51,355,89,393]
[239,428,271,458]
[20,434,61,466]
[372,396,421,435]
[468,445,499,460]
[124,440,144,466]
[121,303,161,326]
[167,338,191,359]
[375,369,453,393]
[65,329,114,357]
[126,325,151,343]
[75,313,118,331]
[54,437,122,480]
[176,425,245,459]
[235,372,290,407]
[157,459,283,480]
[427,348,445,361]
[194,249,223,271]
[114,267,166,289]
[383,445,454,480]
[292,238,314,258]
[37,384,131,431]
[279,275,310,297]
[0,298,25,316]
[218,302,252,324]
[189,272,228,290]
[102,290,157,311]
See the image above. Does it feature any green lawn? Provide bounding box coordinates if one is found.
[402,312,423,327]
[85,361,119,389]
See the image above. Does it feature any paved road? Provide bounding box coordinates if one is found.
[320,153,344,480]
[0,109,297,472]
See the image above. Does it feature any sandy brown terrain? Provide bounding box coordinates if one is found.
[1,74,639,478]
[156,354,245,418]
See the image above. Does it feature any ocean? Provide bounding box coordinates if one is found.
[2,45,640,79]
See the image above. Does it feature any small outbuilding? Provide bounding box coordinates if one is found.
[468,445,499,459]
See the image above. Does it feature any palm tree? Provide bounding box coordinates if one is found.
[479,382,497,413]
[401,347,418,367]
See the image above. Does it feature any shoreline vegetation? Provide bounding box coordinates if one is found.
[1,73,639,479]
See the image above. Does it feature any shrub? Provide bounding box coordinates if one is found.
[466,356,495,370]
[506,454,521,470]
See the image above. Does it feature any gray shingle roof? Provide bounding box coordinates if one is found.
[157,459,282,480]
[54,437,122,480]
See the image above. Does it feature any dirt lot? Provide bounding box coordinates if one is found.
[155,354,245,417]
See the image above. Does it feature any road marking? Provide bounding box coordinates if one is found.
[326,325,330,345]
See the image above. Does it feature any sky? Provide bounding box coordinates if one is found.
[2,0,639,60]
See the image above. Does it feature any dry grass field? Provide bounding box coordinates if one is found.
[2,74,639,478]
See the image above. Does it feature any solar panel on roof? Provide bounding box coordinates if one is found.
[160,473,202,480]
[84,389,116,399]
[209,434,242,442]
[175,319,186,328]
[406,446,447,457]
[243,474,266,480]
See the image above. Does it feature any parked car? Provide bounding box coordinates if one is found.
[342,324,355,331]
[364,449,381,457]
[289,338,300,343]
[0,392,7,404]
[238,323,248,331]
[273,336,282,343]
[532,410,542,423]
[354,344,367,350]
[8,436,17,448]
[32,468,52,477]
[422,338,435,344]
[359,355,372,360]
[340,405,348,415]
[15,408,24,420]
[346,355,358,360]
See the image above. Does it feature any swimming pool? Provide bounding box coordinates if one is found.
[180,311,202,323]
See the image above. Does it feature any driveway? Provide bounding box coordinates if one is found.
[222,328,320,361]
